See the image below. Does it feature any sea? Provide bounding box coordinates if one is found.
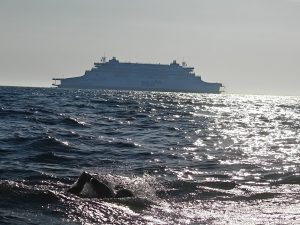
[0,86,300,225]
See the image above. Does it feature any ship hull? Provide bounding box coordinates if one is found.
[55,75,222,94]
[57,85,221,94]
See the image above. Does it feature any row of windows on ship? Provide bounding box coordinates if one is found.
[84,71,199,79]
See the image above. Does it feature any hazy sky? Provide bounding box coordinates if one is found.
[1,0,300,96]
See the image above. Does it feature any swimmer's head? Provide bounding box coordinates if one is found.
[115,189,134,198]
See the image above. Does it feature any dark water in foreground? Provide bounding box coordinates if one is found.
[0,87,300,225]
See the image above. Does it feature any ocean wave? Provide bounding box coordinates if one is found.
[157,179,282,202]
[190,159,220,170]
[28,152,75,164]
[230,192,279,201]
[96,136,141,148]
[0,168,43,181]
[156,180,236,201]
[89,98,108,104]
[105,197,153,211]
[0,108,33,117]
[28,106,54,114]
[24,172,72,185]
[0,180,60,207]
[0,148,10,155]
[61,117,89,127]
[0,136,37,146]
[25,136,74,152]
[31,116,89,128]
[110,141,141,148]
[198,181,238,190]
[261,172,294,181]
[165,180,237,191]
[273,173,300,185]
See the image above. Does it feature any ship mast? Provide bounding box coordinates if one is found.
[101,56,106,63]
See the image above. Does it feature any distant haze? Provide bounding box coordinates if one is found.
[1,0,299,96]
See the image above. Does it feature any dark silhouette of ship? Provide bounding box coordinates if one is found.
[53,57,223,93]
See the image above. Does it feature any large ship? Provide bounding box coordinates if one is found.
[52,57,223,93]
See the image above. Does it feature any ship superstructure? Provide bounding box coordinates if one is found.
[52,57,223,93]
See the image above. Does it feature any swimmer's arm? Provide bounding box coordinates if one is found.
[68,172,93,195]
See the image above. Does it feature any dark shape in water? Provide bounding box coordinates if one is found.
[68,172,134,199]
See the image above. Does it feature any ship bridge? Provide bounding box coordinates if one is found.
[52,78,64,87]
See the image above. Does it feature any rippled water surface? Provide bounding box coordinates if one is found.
[0,87,300,224]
